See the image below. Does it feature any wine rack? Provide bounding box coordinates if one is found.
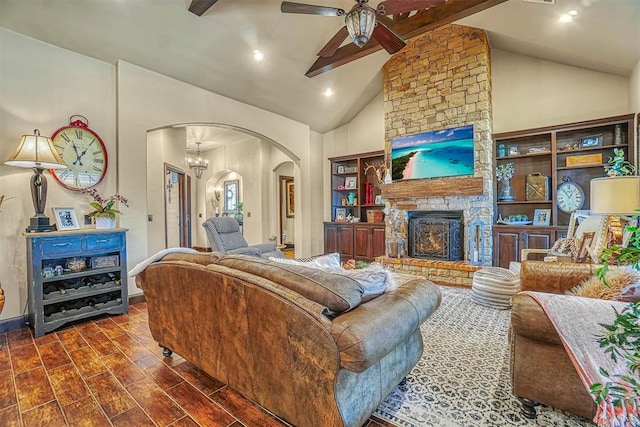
[26,229,128,337]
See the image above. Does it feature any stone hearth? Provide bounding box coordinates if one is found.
[377,256,481,288]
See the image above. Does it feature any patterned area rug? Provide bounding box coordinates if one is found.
[374,286,595,426]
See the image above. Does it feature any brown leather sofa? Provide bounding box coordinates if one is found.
[510,260,599,419]
[135,253,441,427]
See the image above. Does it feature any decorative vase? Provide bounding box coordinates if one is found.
[498,180,515,202]
[95,217,116,229]
[234,212,243,222]
[614,124,623,145]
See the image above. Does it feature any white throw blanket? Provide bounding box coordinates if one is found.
[523,292,639,427]
[128,247,199,277]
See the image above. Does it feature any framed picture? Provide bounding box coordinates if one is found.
[508,145,520,156]
[533,208,551,226]
[344,176,357,189]
[579,134,603,148]
[576,231,596,263]
[337,165,345,174]
[375,194,382,205]
[285,179,294,218]
[335,208,346,221]
[52,207,80,231]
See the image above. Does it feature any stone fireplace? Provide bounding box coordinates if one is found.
[380,24,495,266]
[408,210,464,260]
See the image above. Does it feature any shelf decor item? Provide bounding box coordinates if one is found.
[82,188,128,229]
[345,176,357,189]
[526,173,550,201]
[533,209,551,226]
[566,153,603,167]
[52,207,80,231]
[496,162,515,202]
[604,148,636,177]
[578,134,603,148]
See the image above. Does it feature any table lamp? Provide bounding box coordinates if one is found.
[590,176,640,216]
[4,129,68,232]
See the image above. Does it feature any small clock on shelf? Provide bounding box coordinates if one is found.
[557,176,585,214]
[50,115,108,190]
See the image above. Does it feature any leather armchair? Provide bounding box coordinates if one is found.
[510,260,598,419]
[202,217,284,259]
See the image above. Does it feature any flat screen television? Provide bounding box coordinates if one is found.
[391,124,474,181]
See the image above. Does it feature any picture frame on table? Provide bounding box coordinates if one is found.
[579,134,603,149]
[532,208,551,226]
[344,176,357,189]
[337,165,345,174]
[374,195,383,205]
[335,208,346,221]
[52,207,80,231]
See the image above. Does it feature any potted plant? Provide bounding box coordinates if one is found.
[234,202,244,222]
[82,188,129,229]
[591,211,640,415]
[496,162,515,201]
[604,148,636,177]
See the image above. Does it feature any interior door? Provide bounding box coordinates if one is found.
[164,163,191,248]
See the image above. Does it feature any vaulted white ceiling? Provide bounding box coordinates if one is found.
[1,0,638,139]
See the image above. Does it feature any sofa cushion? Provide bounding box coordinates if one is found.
[218,255,363,313]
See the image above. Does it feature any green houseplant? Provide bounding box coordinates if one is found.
[82,188,129,229]
[591,211,640,412]
[604,148,636,177]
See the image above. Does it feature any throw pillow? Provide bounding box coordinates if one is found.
[268,252,341,269]
[567,266,640,301]
[325,263,395,301]
[547,237,580,260]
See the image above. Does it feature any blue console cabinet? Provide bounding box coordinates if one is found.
[25,228,128,337]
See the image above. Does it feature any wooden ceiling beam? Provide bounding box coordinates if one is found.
[305,0,507,77]
[188,0,221,16]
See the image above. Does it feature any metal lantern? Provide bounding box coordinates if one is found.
[466,220,485,266]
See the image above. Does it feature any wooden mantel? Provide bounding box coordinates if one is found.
[381,176,484,200]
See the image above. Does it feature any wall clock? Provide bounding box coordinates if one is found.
[49,115,108,190]
[557,176,585,214]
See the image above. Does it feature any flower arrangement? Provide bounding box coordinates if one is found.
[495,162,515,183]
[604,148,636,177]
[82,188,129,220]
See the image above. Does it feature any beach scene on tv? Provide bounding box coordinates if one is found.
[391,125,475,180]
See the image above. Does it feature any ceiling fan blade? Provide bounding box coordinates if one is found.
[318,26,349,57]
[376,0,445,15]
[373,22,406,55]
[281,2,345,16]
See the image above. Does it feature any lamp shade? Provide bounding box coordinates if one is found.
[345,6,376,48]
[590,176,640,215]
[4,130,67,170]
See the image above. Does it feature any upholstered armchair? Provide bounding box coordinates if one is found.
[202,217,284,259]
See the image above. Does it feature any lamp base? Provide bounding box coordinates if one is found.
[26,215,55,233]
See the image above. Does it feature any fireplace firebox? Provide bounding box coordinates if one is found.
[408,211,464,260]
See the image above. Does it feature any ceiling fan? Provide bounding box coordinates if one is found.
[281,0,445,58]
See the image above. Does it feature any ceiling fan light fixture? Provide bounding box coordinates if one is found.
[345,6,376,48]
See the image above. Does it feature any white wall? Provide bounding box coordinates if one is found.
[492,49,630,133]
[630,59,640,114]
[0,28,117,320]
[117,60,320,300]
[146,127,189,255]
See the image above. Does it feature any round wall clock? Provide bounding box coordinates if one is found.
[557,176,585,213]
[49,115,108,190]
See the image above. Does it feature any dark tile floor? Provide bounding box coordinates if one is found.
[0,303,395,427]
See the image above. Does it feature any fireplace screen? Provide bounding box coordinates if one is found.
[408,215,463,260]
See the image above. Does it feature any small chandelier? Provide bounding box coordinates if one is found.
[189,141,208,179]
[345,1,377,48]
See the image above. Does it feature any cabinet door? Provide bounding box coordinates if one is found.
[493,229,521,268]
[324,224,338,254]
[336,225,354,259]
[524,231,553,251]
[371,226,386,259]
[353,225,371,260]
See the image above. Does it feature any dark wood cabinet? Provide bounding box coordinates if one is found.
[493,226,556,268]
[493,114,635,266]
[324,222,384,262]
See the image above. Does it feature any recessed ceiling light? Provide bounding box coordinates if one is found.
[567,9,578,16]
[559,14,573,22]
[253,50,264,61]
[323,88,334,97]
